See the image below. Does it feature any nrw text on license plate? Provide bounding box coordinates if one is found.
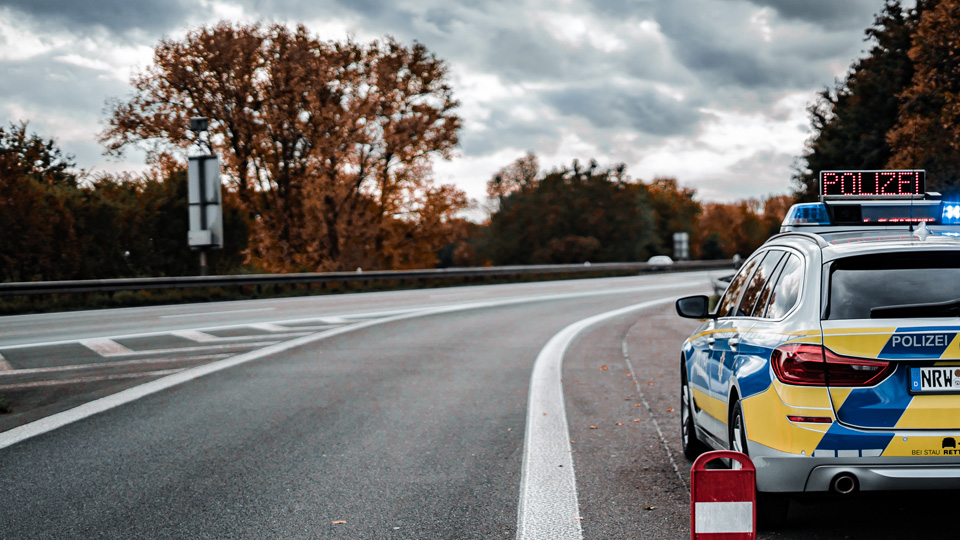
[911,367,960,393]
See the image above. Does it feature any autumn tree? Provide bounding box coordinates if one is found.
[645,177,702,257]
[0,123,81,281]
[480,157,657,265]
[101,22,465,272]
[694,194,792,259]
[794,0,924,201]
[887,0,960,191]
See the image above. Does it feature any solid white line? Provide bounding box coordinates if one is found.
[171,330,311,343]
[0,369,186,390]
[0,354,232,376]
[159,307,275,319]
[98,342,281,357]
[0,352,11,371]
[0,281,703,451]
[516,297,676,540]
[79,338,134,356]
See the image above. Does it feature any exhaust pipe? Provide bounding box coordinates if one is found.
[830,473,858,495]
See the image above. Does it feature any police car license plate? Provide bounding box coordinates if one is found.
[910,367,960,393]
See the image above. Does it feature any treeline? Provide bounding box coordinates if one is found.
[796,0,960,197]
[449,153,786,268]
[0,123,784,282]
[0,123,247,281]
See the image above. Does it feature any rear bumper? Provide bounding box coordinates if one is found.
[750,442,960,493]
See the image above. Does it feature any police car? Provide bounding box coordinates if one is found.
[675,170,960,524]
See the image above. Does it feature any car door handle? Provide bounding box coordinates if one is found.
[707,336,716,347]
[728,336,740,349]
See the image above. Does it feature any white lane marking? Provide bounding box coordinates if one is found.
[315,316,350,324]
[96,342,281,357]
[0,354,232,376]
[516,297,676,540]
[248,322,291,332]
[171,330,311,343]
[0,280,704,450]
[0,353,11,371]
[159,307,275,319]
[79,338,134,356]
[0,369,186,390]
[171,330,219,342]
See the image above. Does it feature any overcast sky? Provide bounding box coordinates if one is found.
[0,0,892,204]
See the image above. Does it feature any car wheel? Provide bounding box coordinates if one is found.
[730,399,789,528]
[681,360,707,460]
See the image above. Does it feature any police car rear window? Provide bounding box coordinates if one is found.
[826,251,960,320]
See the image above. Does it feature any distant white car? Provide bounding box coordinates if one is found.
[646,255,674,265]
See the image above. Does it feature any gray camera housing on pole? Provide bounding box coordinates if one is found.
[187,154,223,249]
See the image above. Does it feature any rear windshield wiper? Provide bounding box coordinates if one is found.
[870,298,960,318]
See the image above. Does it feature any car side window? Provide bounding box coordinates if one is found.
[717,257,760,317]
[764,254,804,319]
[738,250,785,317]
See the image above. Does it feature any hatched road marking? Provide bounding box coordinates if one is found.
[0,369,186,391]
[79,338,134,356]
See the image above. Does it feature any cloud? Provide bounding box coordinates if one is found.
[544,84,702,136]
[0,0,893,204]
[0,0,207,35]
[740,0,883,30]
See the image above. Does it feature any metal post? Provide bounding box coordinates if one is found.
[200,250,208,276]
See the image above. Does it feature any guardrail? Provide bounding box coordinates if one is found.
[0,260,735,297]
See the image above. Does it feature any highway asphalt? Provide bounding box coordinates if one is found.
[0,272,952,539]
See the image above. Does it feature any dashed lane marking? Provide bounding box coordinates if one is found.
[516,296,676,540]
[622,336,689,492]
[171,330,220,342]
[79,338,134,356]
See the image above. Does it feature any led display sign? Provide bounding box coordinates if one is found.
[820,170,925,198]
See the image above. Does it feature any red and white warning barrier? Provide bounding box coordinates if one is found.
[690,450,756,539]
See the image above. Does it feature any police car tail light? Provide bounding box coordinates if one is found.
[771,344,893,387]
[822,348,894,386]
[771,344,827,385]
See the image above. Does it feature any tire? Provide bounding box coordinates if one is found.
[730,399,790,528]
[681,360,708,460]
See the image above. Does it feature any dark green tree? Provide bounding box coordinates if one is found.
[481,158,657,265]
[794,1,926,201]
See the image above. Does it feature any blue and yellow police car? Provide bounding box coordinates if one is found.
[676,170,960,524]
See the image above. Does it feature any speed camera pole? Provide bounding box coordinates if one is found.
[186,117,224,275]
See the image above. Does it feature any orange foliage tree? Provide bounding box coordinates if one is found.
[695,194,793,259]
[887,0,960,191]
[101,22,465,271]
